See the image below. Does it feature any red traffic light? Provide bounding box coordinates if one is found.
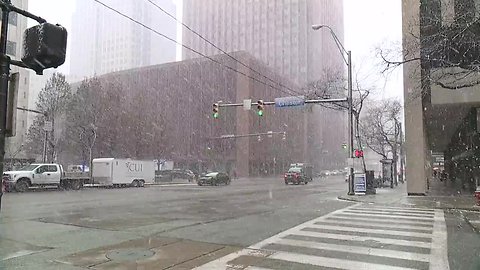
[354,149,364,158]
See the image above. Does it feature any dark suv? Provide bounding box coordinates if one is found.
[284,167,312,185]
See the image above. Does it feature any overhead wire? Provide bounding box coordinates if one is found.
[144,0,306,97]
[143,0,348,112]
[93,0,302,98]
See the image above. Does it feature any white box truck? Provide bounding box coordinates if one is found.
[92,158,155,187]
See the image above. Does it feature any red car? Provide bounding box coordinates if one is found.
[284,167,311,185]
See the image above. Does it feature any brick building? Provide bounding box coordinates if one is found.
[67,52,307,177]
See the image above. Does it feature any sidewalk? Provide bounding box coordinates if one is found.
[338,179,480,230]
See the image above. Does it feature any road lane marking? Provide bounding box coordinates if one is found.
[290,230,432,249]
[344,209,435,217]
[349,207,435,215]
[306,224,433,238]
[268,251,421,270]
[193,203,362,270]
[194,204,449,270]
[338,211,435,221]
[355,206,435,211]
[270,238,431,262]
[315,220,433,232]
[429,209,450,270]
[330,214,434,225]
[326,216,434,227]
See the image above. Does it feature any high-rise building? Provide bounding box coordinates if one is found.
[182,0,344,86]
[2,0,31,162]
[182,0,346,169]
[403,0,480,194]
[70,0,177,79]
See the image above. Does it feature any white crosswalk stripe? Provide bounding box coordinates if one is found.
[317,219,433,231]
[194,203,450,270]
[306,223,433,237]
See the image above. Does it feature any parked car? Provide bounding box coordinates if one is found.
[171,169,196,182]
[155,170,174,182]
[2,163,89,192]
[284,167,312,185]
[197,172,231,186]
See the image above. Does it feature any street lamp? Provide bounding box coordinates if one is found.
[312,24,355,196]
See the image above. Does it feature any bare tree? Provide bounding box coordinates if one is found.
[379,0,480,93]
[304,69,372,171]
[64,77,103,175]
[25,73,72,162]
[361,99,402,184]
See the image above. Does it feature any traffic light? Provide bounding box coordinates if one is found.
[212,103,219,119]
[257,100,264,116]
[354,149,364,158]
[22,23,68,75]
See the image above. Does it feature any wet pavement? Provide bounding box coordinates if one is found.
[1,176,479,269]
[0,176,349,269]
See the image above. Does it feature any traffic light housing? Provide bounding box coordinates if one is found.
[354,149,364,158]
[22,23,68,75]
[257,100,264,116]
[212,103,219,119]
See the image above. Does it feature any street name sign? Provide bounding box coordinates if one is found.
[274,96,305,108]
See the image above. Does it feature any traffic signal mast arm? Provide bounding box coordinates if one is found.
[216,97,347,107]
[209,131,286,140]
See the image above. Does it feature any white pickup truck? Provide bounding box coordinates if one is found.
[2,163,89,192]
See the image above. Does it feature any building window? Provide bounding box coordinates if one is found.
[6,40,16,56]
[22,120,25,128]
[23,92,26,99]
[0,12,17,26]
[9,12,17,26]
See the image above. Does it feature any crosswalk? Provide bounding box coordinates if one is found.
[194,203,449,270]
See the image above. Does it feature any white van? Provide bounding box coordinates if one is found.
[92,158,155,187]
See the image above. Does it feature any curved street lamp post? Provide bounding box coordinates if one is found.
[312,24,355,195]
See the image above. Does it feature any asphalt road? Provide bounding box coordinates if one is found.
[0,175,479,269]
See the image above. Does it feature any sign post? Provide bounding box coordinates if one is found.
[43,121,53,132]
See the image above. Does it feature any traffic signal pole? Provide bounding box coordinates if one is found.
[0,0,58,212]
[0,0,12,212]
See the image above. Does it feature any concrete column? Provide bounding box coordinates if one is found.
[235,60,250,177]
[403,0,428,195]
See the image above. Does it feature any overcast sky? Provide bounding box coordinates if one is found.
[27,0,403,101]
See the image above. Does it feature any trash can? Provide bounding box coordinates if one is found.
[366,170,376,195]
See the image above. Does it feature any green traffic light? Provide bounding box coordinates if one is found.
[213,112,219,119]
[258,110,263,116]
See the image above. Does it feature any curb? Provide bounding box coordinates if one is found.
[337,196,480,212]
[146,182,196,187]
